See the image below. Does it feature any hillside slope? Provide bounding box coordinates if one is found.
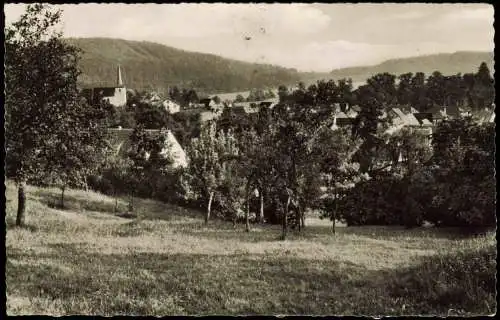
[68,38,493,93]
[326,51,494,83]
[6,181,495,316]
[67,37,302,94]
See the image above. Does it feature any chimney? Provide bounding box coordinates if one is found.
[117,65,124,87]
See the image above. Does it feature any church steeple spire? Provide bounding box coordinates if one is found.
[117,65,124,87]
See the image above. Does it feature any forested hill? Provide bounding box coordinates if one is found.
[327,51,494,83]
[67,37,303,94]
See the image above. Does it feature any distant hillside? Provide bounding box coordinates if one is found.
[67,38,303,94]
[326,51,494,83]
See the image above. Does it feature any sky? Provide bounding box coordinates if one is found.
[4,3,494,72]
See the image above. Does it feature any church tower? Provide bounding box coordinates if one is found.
[109,64,127,107]
[117,64,124,87]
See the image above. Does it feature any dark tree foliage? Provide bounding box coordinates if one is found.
[5,4,110,222]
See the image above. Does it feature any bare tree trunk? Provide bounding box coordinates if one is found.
[60,186,66,209]
[244,183,251,232]
[332,191,337,235]
[296,202,302,232]
[16,182,26,227]
[281,195,290,240]
[332,212,336,234]
[245,192,250,232]
[128,194,134,212]
[300,207,305,229]
[205,191,214,224]
[84,175,89,192]
[259,190,264,224]
[114,188,118,213]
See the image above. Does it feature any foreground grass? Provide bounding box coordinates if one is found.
[5,182,497,316]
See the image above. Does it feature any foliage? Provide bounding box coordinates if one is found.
[183,122,240,223]
[245,88,276,102]
[427,119,495,228]
[5,4,110,215]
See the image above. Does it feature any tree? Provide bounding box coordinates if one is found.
[277,85,289,103]
[365,73,398,107]
[212,95,221,104]
[263,101,337,238]
[352,84,388,173]
[235,94,245,103]
[265,89,276,99]
[169,86,182,105]
[471,62,495,109]
[410,72,429,112]
[5,4,99,225]
[247,88,266,102]
[390,128,433,227]
[184,122,239,224]
[337,78,354,110]
[426,71,446,107]
[236,129,274,227]
[44,97,111,208]
[314,127,364,233]
[397,73,414,106]
[429,118,495,229]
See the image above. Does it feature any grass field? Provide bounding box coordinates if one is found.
[5,181,497,316]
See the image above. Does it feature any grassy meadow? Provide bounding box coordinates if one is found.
[5,181,496,316]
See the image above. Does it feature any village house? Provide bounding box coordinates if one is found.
[471,107,495,124]
[329,104,358,131]
[199,110,220,123]
[162,98,181,114]
[107,127,187,169]
[82,65,127,107]
[232,101,260,114]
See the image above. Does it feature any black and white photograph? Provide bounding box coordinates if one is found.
[4,3,496,316]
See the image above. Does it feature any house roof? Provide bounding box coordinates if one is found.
[345,109,358,118]
[232,102,260,113]
[351,105,361,112]
[391,108,407,120]
[334,111,349,119]
[107,128,187,168]
[400,105,419,114]
[404,113,421,126]
[472,108,495,124]
[420,118,433,126]
[200,111,219,122]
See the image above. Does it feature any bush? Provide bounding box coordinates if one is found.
[340,173,410,226]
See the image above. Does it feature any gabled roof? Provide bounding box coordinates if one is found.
[400,105,419,114]
[404,113,421,126]
[107,128,187,168]
[390,108,407,120]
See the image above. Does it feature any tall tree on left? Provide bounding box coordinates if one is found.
[5,4,110,223]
